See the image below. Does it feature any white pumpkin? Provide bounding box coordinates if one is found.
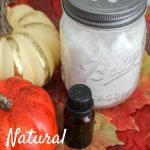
[0,2,60,86]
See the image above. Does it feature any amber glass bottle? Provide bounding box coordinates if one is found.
[64,84,95,149]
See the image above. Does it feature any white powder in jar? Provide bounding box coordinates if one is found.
[60,14,146,108]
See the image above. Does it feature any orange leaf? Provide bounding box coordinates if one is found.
[56,113,123,150]
[97,86,150,131]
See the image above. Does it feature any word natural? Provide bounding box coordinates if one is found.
[6,128,67,147]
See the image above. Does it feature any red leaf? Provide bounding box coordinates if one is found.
[110,116,139,132]
[97,87,150,131]
[56,113,123,150]
[107,106,150,150]
[44,67,67,135]
[50,0,62,18]
[146,7,150,55]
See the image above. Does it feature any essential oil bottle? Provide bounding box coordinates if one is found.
[64,84,95,149]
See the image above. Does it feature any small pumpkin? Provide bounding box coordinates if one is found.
[0,0,60,86]
[0,77,58,150]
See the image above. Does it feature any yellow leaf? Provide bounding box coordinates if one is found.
[56,113,123,150]
[86,113,123,150]
[141,53,150,83]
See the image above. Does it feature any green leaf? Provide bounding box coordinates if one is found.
[56,113,123,150]
[141,53,150,82]
[86,113,123,150]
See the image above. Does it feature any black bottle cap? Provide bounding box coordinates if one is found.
[67,84,94,117]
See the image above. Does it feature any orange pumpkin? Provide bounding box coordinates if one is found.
[0,77,58,150]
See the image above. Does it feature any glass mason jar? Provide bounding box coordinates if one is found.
[60,0,147,108]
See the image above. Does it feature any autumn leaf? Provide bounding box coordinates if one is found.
[97,86,150,132]
[146,7,150,55]
[140,52,150,104]
[107,106,150,150]
[44,66,67,135]
[106,52,150,149]
[140,53,150,83]
[87,113,123,150]
[140,83,150,103]
[17,0,29,3]
[97,53,150,132]
[56,113,123,150]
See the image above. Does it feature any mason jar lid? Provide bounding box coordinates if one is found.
[62,0,147,29]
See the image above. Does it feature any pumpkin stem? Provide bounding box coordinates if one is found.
[0,94,13,110]
[0,0,16,37]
